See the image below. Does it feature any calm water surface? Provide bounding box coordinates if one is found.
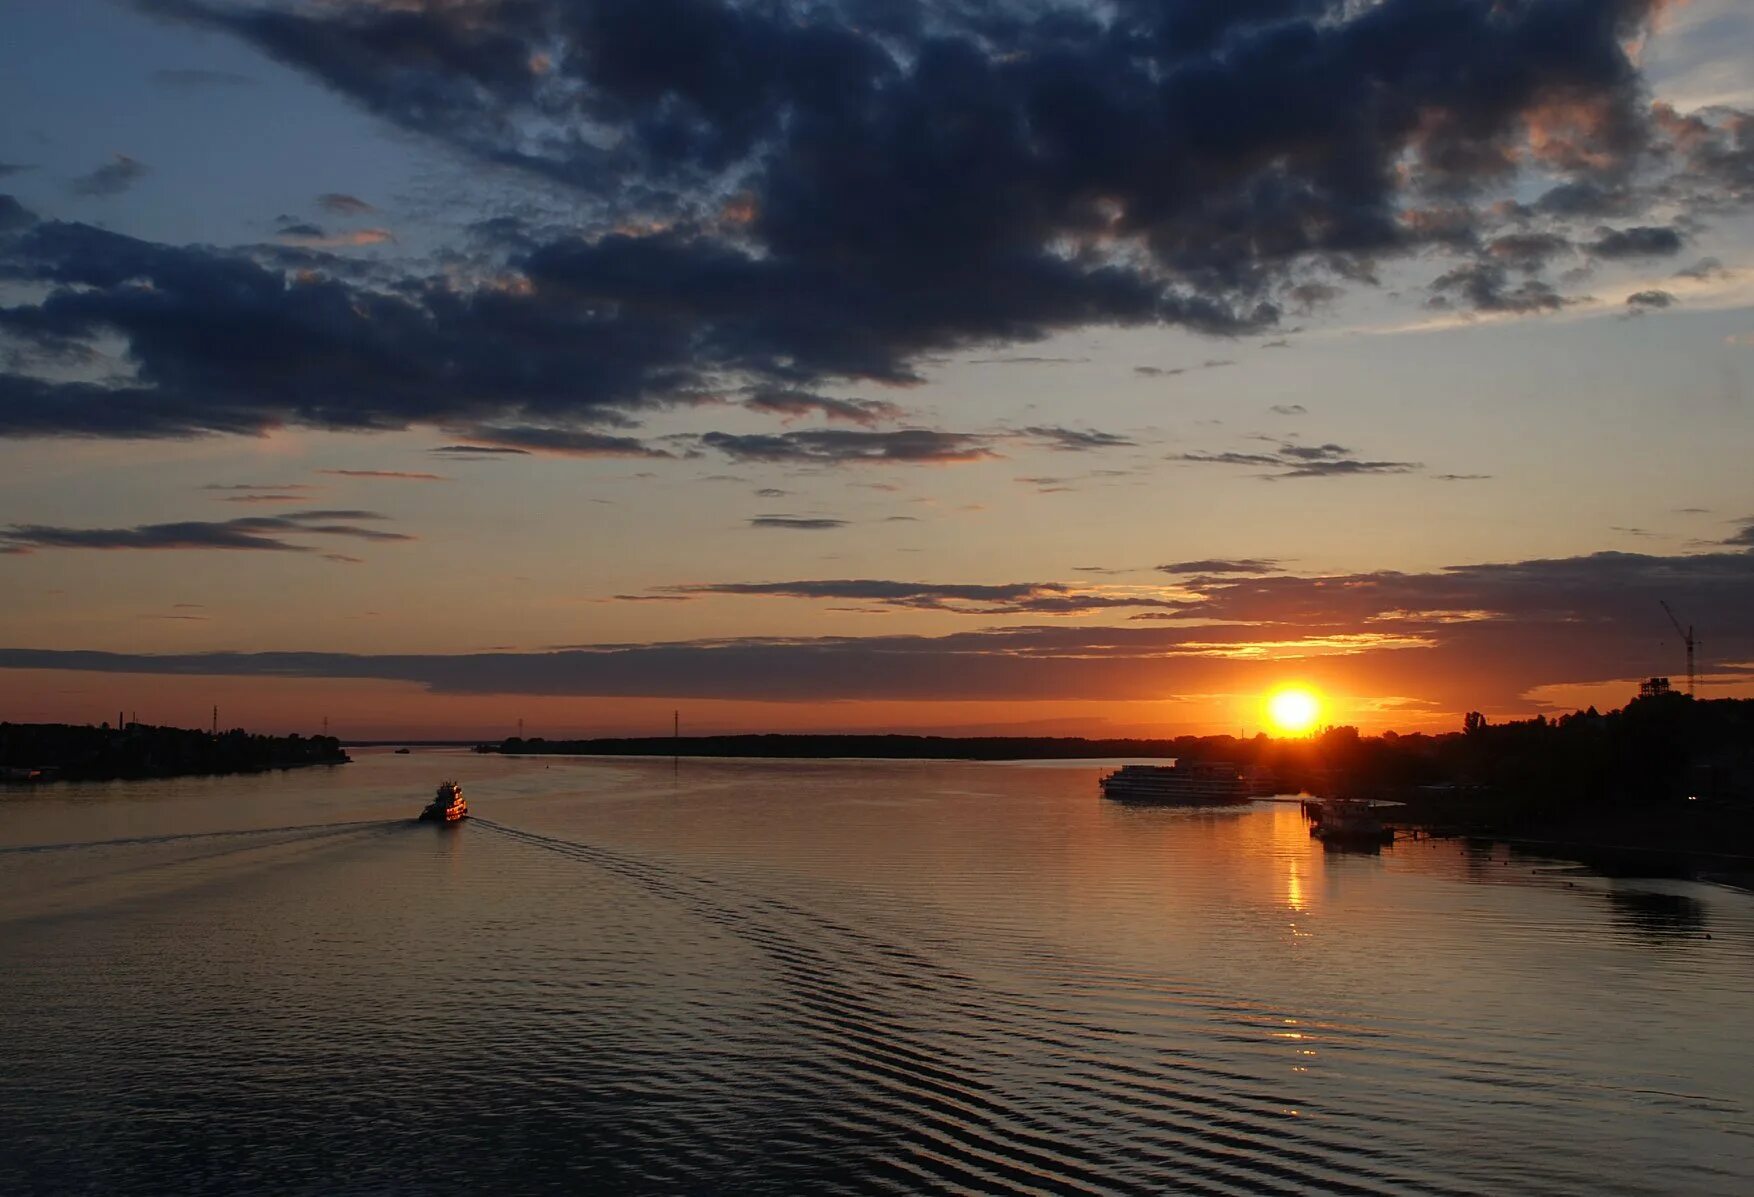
[3,752,1751,1194]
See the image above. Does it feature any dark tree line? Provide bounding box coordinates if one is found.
[483,693,1754,827]
[1,722,349,781]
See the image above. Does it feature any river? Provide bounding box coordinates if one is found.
[2,750,1750,1194]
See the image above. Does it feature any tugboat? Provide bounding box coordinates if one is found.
[418,780,468,824]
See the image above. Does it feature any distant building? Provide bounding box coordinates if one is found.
[1639,677,1673,699]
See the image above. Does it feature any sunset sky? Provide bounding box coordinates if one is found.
[2,0,1752,738]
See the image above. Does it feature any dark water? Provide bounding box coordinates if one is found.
[3,752,1751,1195]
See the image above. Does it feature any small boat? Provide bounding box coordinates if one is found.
[418,781,468,823]
[1307,797,1392,848]
[394,747,411,754]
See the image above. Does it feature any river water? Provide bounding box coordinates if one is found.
[2,751,1750,1195]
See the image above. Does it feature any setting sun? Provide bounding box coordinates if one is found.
[1267,687,1322,735]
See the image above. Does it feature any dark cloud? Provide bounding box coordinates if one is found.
[1484,233,1572,271]
[1650,103,1754,210]
[316,193,375,215]
[0,1,1741,441]
[1587,225,1684,259]
[1429,262,1568,313]
[152,68,255,88]
[699,429,996,465]
[754,487,789,498]
[1535,181,1633,218]
[742,387,904,426]
[1021,426,1135,451]
[0,196,36,232]
[1176,440,1421,479]
[1156,559,1282,576]
[201,482,314,492]
[0,508,409,555]
[968,356,1090,366]
[69,154,149,198]
[0,222,709,438]
[1625,289,1674,310]
[1287,283,1341,314]
[0,165,34,179]
[748,517,848,530]
[1269,404,1307,416]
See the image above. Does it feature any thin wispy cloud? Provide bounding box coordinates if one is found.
[0,510,410,555]
[69,154,149,197]
[202,482,317,502]
[700,430,997,466]
[316,193,375,215]
[1157,559,1283,576]
[274,224,394,248]
[1135,360,1235,378]
[1174,441,1423,479]
[1021,427,1136,452]
[742,388,904,427]
[748,517,848,531]
[647,578,1188,616]
[429,445,531,457]
[457,426,674,459]
[152,68,254,89]
[317,469,447,482]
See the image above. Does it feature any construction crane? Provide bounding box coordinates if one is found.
[1659,601,1696,697]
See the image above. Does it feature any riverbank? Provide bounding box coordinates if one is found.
[479,732,1194,760]
[0,722,349,782]
[1385,790,1754,886]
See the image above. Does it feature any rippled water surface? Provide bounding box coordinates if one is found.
[3,751,1751,1195]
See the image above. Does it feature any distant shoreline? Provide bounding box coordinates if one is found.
[474,733,1192,761]
[1,722,350,783]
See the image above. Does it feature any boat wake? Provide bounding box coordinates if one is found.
[0,818,400,857]
[470,817,1498,1197]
